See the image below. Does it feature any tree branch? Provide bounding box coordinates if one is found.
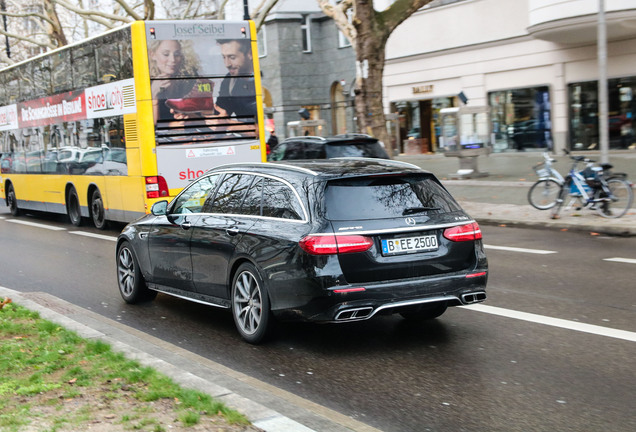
[54,0,136,24]
[0,28,56,50]
[317,0,356,42]
[252,0,279,32]
[0,10,56,27]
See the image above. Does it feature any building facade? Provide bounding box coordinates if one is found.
[384,0,636,154]
[257,0,357,139]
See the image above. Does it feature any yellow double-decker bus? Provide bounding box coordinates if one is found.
[0,20,265,229]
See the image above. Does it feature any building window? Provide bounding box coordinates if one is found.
[338,9,352,48]
[257,27,267,58]
[568,77,636,151]
[301,15,312,53]
[489,86,552,153]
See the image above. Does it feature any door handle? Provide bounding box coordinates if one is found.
[181,221,192,230]
[226,227,240,236]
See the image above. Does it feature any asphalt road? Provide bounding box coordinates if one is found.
[1,208,635,432]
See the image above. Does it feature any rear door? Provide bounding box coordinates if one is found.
[324,174,477,284]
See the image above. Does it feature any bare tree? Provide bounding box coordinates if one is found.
[317,0,433,149]
[0,0,277,67]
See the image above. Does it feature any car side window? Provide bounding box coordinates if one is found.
[239,176,264,215]
[304,142,326,159]
[262,178,304,220]
[208,173,253,214]
[268,142,287,161]
[285,141,306,159]
[171,174,219,214]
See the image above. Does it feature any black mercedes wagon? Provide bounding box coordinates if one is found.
[116,159,487,343]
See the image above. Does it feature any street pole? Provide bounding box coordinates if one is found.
[598,0,609,163]
[243,0,250,20]
[1,0,10,58]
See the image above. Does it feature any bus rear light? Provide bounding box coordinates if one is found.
[443,222,482,242]
[299,234,373,255]
[145,176,169,199]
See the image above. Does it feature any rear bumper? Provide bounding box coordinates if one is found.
[270,271,487,322]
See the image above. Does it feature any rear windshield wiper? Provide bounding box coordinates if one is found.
[402,207,440,215]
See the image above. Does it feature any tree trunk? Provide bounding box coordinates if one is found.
[353,1,391,154]
[43,0,67,47]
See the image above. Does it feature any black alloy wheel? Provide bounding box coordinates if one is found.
[231,263,272,344]
[90,188,108,229]
[7,183,20,216]
[67,187,82,226]
[117,241,156,303]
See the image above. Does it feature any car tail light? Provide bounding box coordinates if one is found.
[443,222,482,242]
[299,234,373,255]
[146,176,169,199]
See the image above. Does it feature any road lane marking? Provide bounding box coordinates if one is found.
[69,231,117,242]
[484,245,557,254]
[462,304,636,342]
[6,219,66,231]
[603,257,636,264]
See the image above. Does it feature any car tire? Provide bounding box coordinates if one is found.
[90,188,108,229]
[117,241,156,304]
[67,187,82,227]
[400,302,448,321]
[231,263,271,344]
[7,183,20,216]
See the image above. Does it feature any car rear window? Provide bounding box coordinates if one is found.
[325,142,389,159]
[324,174,462,220]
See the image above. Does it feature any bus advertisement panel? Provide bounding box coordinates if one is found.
[146,21,264,190]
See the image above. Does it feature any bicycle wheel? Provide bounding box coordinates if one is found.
[550,179,569,219]
[528,178,561,210]
[595,178,634,218]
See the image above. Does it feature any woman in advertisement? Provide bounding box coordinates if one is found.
[148,39,215,123]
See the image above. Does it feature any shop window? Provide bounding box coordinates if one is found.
[488,86,552,153]
[569,77,635,150]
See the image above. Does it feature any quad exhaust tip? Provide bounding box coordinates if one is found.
[335,307,373,321]
[461,292,487,304]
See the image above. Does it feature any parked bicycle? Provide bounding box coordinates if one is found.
[549,153,634,219]
[527,152,565,210]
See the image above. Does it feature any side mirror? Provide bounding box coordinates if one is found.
[151,200,168,216]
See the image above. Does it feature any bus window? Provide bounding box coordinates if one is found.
[33,57,52,98]
[6,69,19,103]
[118,28,134,79]
[96,42,120,83]
[18,64,34,101]
[51,51,71,93]
[71,44,97,89]
[0,75,5,106]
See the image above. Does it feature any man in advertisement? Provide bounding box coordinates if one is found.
[215,39,257,119]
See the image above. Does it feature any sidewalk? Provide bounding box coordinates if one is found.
[396,151,636,236]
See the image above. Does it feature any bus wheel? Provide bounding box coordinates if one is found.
[67,187,82,227]
[90,188,107,230]
[7,184,20,216]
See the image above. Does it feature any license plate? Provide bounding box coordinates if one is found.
[381,234,438,255]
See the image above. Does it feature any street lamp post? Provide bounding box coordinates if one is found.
[1,0,10,58]
[598,0,609,163]
[243,0,250,20]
